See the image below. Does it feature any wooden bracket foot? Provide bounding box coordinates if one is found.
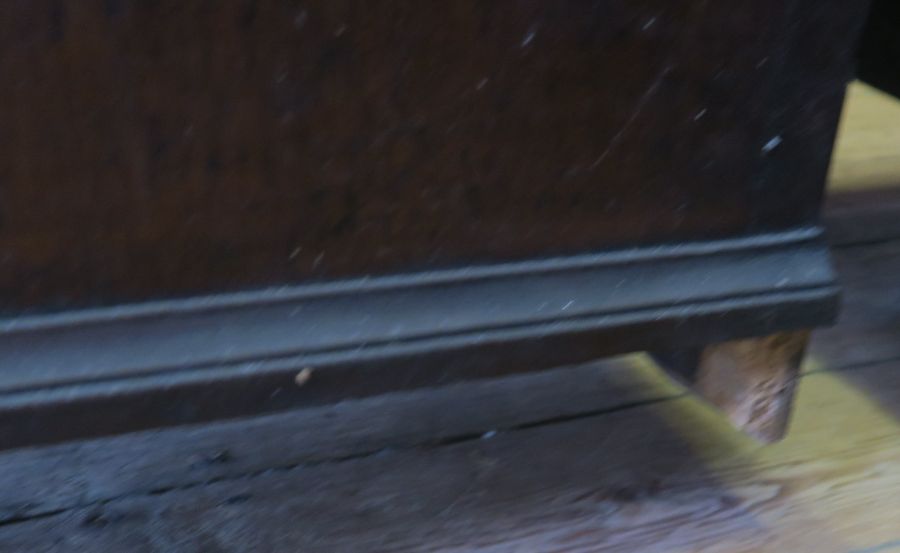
[653,331,809,442]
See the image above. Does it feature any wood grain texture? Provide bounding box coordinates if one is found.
[0,0,864,311]
[656,331,808,442]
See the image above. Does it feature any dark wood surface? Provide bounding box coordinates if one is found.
[0,200,899,551]
[0,0,868,448]
[0,0,865,311]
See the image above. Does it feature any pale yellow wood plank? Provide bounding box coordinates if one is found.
[560,353,893,553]
[829,82,900,191]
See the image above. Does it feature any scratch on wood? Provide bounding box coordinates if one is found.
[591,66,672,169]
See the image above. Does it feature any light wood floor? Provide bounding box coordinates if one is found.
[829,82,900,191]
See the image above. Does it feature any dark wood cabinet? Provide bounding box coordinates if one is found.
[0,1,870,448]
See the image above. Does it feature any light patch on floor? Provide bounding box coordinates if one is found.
[829,82,900,191]
[628,353,900,553]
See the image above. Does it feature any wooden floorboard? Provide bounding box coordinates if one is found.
[0,358,684,523]
[812,239,900,371]
[0,356,898,552]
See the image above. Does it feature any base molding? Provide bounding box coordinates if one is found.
[0,227,837,449]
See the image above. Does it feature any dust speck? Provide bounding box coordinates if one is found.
[295,368,313,387]
[761,136,782,154]
[521,31,536,47]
